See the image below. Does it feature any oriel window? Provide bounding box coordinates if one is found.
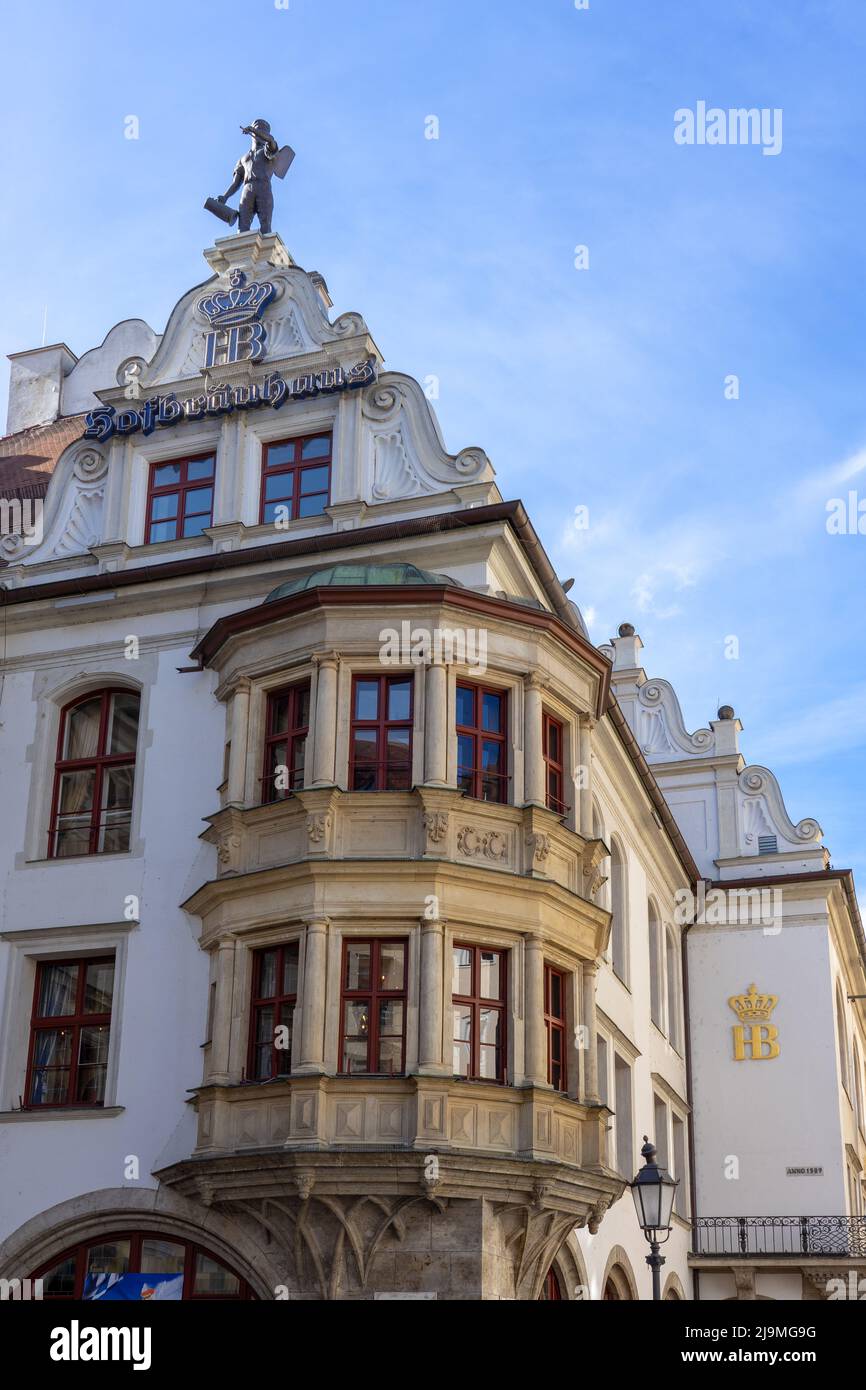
[261,684,310,802]
[544,964,568,1090]
[349,675,413,791]
[248,943,299,1081]
[456,683,508,803]
[339,939,407,1074]
[543,712,567,816]
[452,944,506,1082]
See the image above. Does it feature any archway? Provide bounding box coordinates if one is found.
[0,1187,275,1301]
[600,1245,639,1301]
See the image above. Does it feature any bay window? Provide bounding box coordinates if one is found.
[542,712,566,815]
[544,963,567,1090]
[456,682,508,803]
[349,675,413,791]
[339,939,407,1074]
[261,683,310,802]
[248,942,299,1080]
[452,944,506,1082]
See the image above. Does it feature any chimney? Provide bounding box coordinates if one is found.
[6,343,78,436]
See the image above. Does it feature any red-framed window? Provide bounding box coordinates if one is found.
[349,675,413,791]
[247,942,299,1081]
[451,944,507,1082]
[25,956,114,1108]
[33,1232,253,1300]
[49,690,140,858]
[543,712,567,816]
[261,684,310,802]
[456,682,508,803]
[339,939,407,1074]
[260,432,332,525]
[145,452,215,543]
[544,964,568,1091]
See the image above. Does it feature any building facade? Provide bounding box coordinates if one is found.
[0,228,862,1301]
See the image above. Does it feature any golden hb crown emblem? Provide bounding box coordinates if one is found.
[728,983,778,1023]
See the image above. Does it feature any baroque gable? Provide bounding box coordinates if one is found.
[2,233,498,571]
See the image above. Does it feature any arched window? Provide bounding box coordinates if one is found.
[609,838,628,983]
[648,900,663,1030]
[836,986,850,1095]
[665,927,681,1050]
[49,690,140,857]
[33,1231,252,1299]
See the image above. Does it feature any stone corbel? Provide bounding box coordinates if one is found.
[294,787,341,859]
[580,837,610,903]
[586,1195,611,1235]
[416,786,453,858]
[521,803,562,876]
[201,806,247,877]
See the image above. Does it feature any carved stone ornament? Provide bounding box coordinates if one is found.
[457,825,507,861]
[306,812,332,844]
[580,839,609,902]
[586,1196,611,1235]
[423,812,449,845]
[526,831,551,866]
[216,833,242,873]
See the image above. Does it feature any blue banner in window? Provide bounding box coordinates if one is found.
[83,1272,184,1301]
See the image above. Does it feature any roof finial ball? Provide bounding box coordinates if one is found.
[717,705,735,721]
[618,623,635,638]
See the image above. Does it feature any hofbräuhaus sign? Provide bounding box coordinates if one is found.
[83,360,377,443]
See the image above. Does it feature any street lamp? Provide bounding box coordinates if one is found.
[629,1135,679,1300]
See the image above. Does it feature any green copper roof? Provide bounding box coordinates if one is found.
[264,561,461,603]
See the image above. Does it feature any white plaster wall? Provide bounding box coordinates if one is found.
[688,920,845,1218]
[0,626,223,1241]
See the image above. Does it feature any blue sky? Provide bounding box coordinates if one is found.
[2,1,865,880]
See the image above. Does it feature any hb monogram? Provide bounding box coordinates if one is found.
[728,983,780,1061]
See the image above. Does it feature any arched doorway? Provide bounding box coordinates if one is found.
[538,1267,563,1300]
[33,1230,253,1301]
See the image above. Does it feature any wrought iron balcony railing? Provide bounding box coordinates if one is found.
[693,1216,866,1259]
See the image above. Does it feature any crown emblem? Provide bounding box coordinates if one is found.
[727,983,778,1023]
[197,269,276,328]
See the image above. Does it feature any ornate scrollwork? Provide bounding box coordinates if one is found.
[332,311,366,339]
[457,825,507,861]
[72,448,108,483]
